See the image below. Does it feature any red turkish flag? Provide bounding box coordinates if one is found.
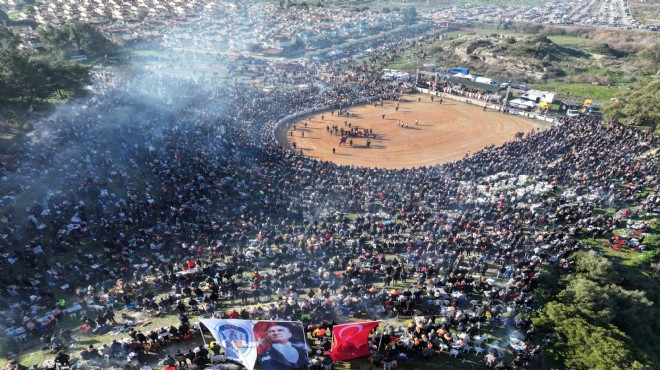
[330,321,380,361]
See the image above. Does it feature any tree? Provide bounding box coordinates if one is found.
[403,7,418,23]
[574,251,617,284]
[41,55,91,98]
[0,48,90,102]
[558,278,616,324]
[0,49,50,102]
[539,305,652,369]
[0,25,20,49]
[37,22,113,59]
[603,79,660,126]
[560,317,649,370]
[537,249,659,369]
[535,301,579,331]
[1,8,37,29]
[638,41,660,73]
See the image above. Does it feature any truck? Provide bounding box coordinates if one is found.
[475,77,498,85]
[448,67,469,75]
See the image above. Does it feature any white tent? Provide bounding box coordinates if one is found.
[509,98,536,110]
[453,73,475,80]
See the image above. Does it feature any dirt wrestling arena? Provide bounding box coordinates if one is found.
[275,94,547,169]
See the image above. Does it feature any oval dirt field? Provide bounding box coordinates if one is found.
[275,94,547,169]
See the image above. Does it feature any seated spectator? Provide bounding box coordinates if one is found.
[110,339,123,355]
[163,354,176,367]
[422,344,435,360]
[228,309,240,319]
[80,344,101,362]
[185,349,195,364]
[99,344,112,359]
[174,350,188,367]
[194,354,208,367]
[6,360,27,370]
[209,341,223,356]
[54,351,70,366]
[199,344,209,358]
[321,355,333,370]
[168,325,180,339]
[382,351,395,370]
[369,352,384,366]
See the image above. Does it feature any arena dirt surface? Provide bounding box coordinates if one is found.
[275,94,548,169]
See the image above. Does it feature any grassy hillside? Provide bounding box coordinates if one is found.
[392,26,658,103]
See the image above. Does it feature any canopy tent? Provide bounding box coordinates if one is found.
[452,73,476,80]
[509,98,536,110]
[446,77,504,93]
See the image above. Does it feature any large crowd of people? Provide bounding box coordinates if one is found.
[1,33,658,370]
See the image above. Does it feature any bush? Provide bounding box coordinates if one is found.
[631,250,659,270]
[590,43,628,58]
[568,74,611,85]
[589,29,656,54]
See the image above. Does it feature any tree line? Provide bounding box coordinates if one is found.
[535,250,660,369]
[0,11,113,104]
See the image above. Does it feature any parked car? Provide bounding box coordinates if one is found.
[566,109,581,118]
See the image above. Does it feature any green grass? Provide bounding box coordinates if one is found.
[529,82,623,102]
[128,50,167,58]
[0,100,54,143]
[387,57,423,71]
[584,214,658,272]
[1,308,196,369]
[443,29,521,39]
[547,35,588,46]
[632,123,660,135]
[443,29,585,43]
[7,12,22,21]
[585,67,622,80]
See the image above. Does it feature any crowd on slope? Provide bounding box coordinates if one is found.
[1,39,658,370]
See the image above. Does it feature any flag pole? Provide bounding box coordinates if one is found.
[198,321,207,346]
[299,320,311,356]
[377,329,383,351]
